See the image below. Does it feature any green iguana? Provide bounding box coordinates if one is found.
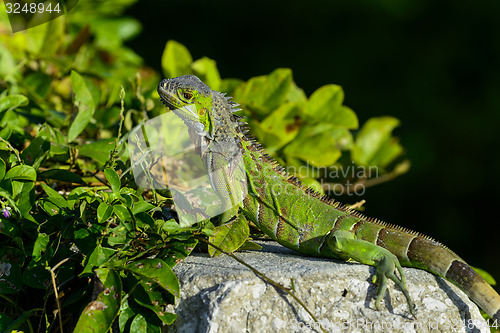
[157,75,500,321]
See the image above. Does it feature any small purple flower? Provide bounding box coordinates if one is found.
[2,207,11,218]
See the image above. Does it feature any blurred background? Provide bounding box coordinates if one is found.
[124,0,500,280]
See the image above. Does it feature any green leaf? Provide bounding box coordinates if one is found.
[239,240,263,251]
[471,266,496,286]
[304,85,358,129]
[0,94,29,114]
[11,180,35,218]
[4,165,36,181]
[97,202,113,223]
[130,314,148,333]
[113,204,131,222]
[352,116,402,168]
[0,261,23,293]
[0,312,14,332]
[26,14,64,56]
[25,72,51,98]
[192,57,221,90]
[22,265,51,289]
[37,124,68,155]
[121,259,179,297]
[234,68,293,117]
[40,182,68,208]
[161,238,198,268]
[161,40,193,78]
[120,192,133,208]
[0,188,19,217]
[0,43,17,80]
[82,246,117,275]
[283,125,349,167]
[252,101,302,149]
[287,81,307,104]
[39,169,86,184]
[219,78,244,95]
[132,201,155,215]
[78,138,116,166]
[74,227,98,256]
[208,214,249,257]
[107,224,128,246]
[104,168,121,194]
[39,198,62,216]
[0,158,5,180]
[74,268,122,333]
[0,219,19,238]
[135,212,155,229]
[131,280,177,324]
[118,300,136,332]
[31,233,50,263]
[20,136,50,168]
[91,17,142,48]
[68,71,96,142]
[2,308,41,332]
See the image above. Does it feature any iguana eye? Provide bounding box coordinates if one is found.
[178,89,194,103]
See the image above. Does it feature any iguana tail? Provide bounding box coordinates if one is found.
[400,234,500,320]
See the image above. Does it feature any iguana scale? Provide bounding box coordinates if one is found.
[157,75,500,321]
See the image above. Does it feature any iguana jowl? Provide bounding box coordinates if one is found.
[157,75,500,320]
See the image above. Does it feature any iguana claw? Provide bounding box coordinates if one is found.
[373,253,416,318]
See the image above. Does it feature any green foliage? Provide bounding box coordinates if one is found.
[208,215,250,257]
[0,2,409,331]
[161,41,407,192]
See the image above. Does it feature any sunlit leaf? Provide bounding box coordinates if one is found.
[120,259,179,297]
[352,116,402,168]
[283,125,350,167]
[78,138,116,166]
[104,168,121,194]
[162,40,193,78]
[0,158,5,180]
[4,165,36,181]
[82,245,117,275]
[209,214,249,257]
[68,71,96,142]
[0,94,28,114]
[234,68,293,117]
[251,101,302,149]
[74,268,122,333]
[192,57,221,90]
[304,84,358,129]
[97,202,113,223]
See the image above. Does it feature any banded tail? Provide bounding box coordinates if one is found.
[353,218,500,320]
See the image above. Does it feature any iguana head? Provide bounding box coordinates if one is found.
[158,75,214,136]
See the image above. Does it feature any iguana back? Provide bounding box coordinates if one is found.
[157,75,500,321]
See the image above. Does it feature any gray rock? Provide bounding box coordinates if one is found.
[165,241,490,333]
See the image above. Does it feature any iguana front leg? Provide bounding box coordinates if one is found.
[327,230,416,317]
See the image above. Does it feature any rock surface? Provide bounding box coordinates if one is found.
[165,241,490,333]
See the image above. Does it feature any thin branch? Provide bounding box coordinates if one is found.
[195,236,327,333]
[348,199,366,210]
[322,160,411,194]
[0,137,22,163]
[48,258,70,333]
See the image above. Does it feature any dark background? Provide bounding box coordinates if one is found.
[125,0,500,284]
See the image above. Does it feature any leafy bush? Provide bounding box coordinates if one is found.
[0,2,406,332]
